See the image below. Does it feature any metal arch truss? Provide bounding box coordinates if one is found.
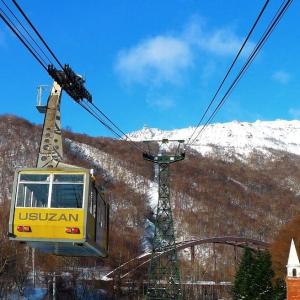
[144,152,185,300]
[103,236,269,282]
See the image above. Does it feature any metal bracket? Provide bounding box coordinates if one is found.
[36,82,64,168]
[48,64,92,102]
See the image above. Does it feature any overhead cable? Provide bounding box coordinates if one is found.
[11,0,64,70]
[189,0,293,146]
[0,8,48,70]
[0,0,53,65]
[186,0,271,147]
[78,101,125,140]
[0,0,143,151]
[80,101,146,153]
[89,102,135,141]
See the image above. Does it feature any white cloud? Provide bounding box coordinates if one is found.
[184,21,254,57]
[201,29,253,56]
[115,18,255,87]
[289,108,300,119]
[115,36,192,85]
[272,71,291,84]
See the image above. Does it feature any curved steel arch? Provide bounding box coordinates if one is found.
[175,236,268,252]
[103,236,269,280]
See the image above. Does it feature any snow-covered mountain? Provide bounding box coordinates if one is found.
[127,120,300,159]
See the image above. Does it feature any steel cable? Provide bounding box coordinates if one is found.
[79,101,146,153]
[188,0,293,146]
[0,8,48,70]
[186,0,271,147]
[0,1,145,151]
[1,0,53,65]
[11,0,64,70]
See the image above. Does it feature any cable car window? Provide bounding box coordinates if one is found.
[16,174,49,207]
[16,183,49,207]
[51,175,84,208]
[53,174,84,183]
[20,174,49,182]
[16,174,85,208]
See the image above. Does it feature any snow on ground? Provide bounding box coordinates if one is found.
[66,120,299,212]
[147,181,158,210]
[127,120,300,158]
[66,139,193,212]
[66,139,158,210]
[228,177,248,191]
[67,139,195,247]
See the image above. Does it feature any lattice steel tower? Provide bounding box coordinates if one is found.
[143,140,185,300]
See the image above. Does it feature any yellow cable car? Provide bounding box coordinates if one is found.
[9,168,109,257]
[8,81,109,257]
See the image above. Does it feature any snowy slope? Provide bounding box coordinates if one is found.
[66,139,194,212]
[127,120,300,158]
[66,139,158,209]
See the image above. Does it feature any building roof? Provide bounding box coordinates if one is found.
[287,239,300,267]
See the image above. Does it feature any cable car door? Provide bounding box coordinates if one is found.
[96,191,108,250]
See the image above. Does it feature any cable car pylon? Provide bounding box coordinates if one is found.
[143,139,185,300]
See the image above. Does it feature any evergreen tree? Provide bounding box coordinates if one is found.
[233,249,277,300]
[253,251,274,299]
[232,247,256,300]
[273,278,286,300]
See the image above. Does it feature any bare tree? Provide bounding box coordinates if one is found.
[11,246,30,297]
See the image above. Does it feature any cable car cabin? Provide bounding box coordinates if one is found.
[8,168,109,257]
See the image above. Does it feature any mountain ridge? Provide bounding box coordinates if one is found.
[127,119,300,159]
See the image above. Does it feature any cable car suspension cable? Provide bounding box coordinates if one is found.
[0,0,53,65]
[11,0,64,70]
[0,0,145,153]
[81,101,146,153]
[0,7,48,71]
[188,0,293,146]
[89,102,138,142]
[185,0,271,147]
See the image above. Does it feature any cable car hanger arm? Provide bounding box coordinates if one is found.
[48,64,92,103]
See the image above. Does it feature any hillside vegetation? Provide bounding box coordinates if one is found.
[0,114,299,297]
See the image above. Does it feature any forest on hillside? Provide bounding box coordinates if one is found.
[0,114,300,298]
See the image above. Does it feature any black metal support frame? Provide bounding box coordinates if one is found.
[144,151,185,300]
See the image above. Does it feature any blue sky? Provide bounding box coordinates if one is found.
[0,0,299,137]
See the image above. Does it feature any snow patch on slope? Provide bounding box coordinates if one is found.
[66,139,194,212]
[66,139,158,210]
